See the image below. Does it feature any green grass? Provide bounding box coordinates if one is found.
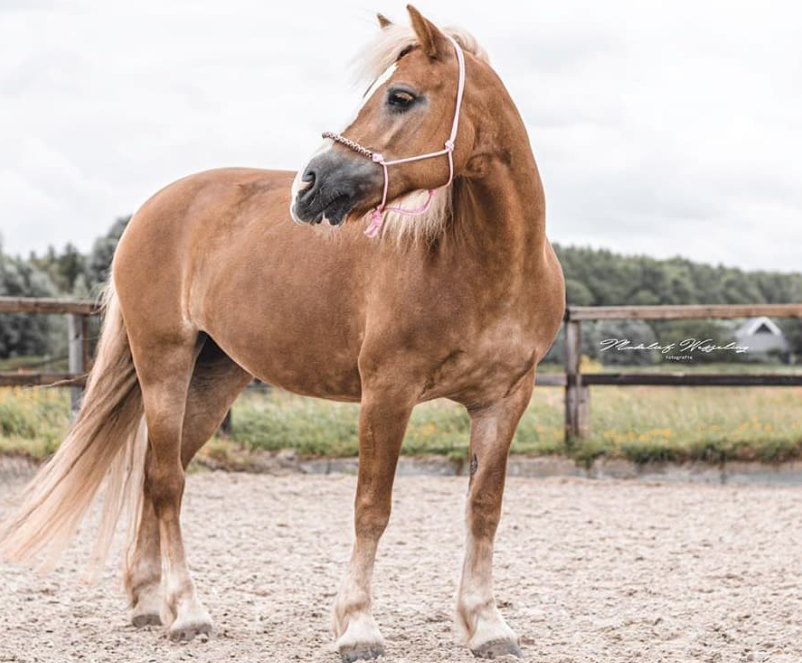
[0,387,70,458]
[229,386,802,465]
[228,389,566,461]
[1,376,801,466]
[572,385,802,465]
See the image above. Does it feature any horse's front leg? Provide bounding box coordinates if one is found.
[332,385,415,662]
[456,376,533,659]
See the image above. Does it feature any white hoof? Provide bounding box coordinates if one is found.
[457,601,520,658]
[131,582,162,628]
[334,612,385,663]
[166,599,213,642]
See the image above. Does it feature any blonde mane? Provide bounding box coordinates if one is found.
[352,23,489,88]
[350,23,489,245]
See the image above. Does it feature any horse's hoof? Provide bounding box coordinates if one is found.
[471,639,523,659]
[131,611,162,628]
[339,643,385,662]
[130,583,162,628]
[168,620,213,642]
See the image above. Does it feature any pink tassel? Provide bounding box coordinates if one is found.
[364,209,384,238]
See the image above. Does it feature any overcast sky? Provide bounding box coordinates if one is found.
[1,0,800,271]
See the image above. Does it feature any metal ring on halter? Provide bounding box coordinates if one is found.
[322,35,466,238]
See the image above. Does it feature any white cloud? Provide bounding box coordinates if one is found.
[0,0,799,272]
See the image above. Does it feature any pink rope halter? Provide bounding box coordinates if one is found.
[322,35,466,238]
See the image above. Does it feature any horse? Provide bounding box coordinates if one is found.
[0,6,564,661]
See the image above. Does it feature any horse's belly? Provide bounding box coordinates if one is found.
[198,273,365,401]
[240,340,363,402]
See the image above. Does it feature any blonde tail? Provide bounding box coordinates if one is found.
[0,283,147,575]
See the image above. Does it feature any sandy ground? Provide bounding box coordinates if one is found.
[0,471,801,663]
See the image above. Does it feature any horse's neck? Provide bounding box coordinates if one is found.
[451,146,547,277]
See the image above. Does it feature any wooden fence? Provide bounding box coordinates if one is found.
[0,297,98,412]
[560,304,802,444]
[1,297,801,442]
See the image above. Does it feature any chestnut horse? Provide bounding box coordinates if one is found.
[0,6,564,661]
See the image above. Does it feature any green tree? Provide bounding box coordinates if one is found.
[85,216,130,291]
[0,242,59,358]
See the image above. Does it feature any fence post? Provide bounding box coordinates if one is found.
[67,313,86,416]
[578,383,590,439]
[80,314,92,372]
[564,317,588,445]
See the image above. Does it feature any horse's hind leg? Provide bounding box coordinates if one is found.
[178,341,252,467]
[126,492,162,627]
[126,339,251,632]
[456,375,533,659]
[127,329,217,641]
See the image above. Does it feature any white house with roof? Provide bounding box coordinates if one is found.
[734,316,790,360]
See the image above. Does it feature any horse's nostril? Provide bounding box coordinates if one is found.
[298,168,317,200]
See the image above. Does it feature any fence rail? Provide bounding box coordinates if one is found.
[0,372,86,388]
[1,296,801,442]
[566,303,802,321]
[0,297,101,316]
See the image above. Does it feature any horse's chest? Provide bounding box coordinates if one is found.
[419,318,537,401]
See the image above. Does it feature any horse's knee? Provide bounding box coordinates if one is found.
[354,495,391,539]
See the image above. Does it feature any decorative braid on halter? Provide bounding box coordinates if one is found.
[322,35,466,238]
[321,133,375,160]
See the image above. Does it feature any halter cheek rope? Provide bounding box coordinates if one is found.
[322,35,466,238]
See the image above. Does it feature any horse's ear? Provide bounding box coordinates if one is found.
[407,5,448,59]
[376,13,393,29]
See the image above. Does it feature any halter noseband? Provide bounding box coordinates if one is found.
[322,35,466,238]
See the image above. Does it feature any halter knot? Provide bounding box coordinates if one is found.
[371,153,384,164]
[444,139,455,152]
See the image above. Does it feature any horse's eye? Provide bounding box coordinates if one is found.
[387,89,417,110]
